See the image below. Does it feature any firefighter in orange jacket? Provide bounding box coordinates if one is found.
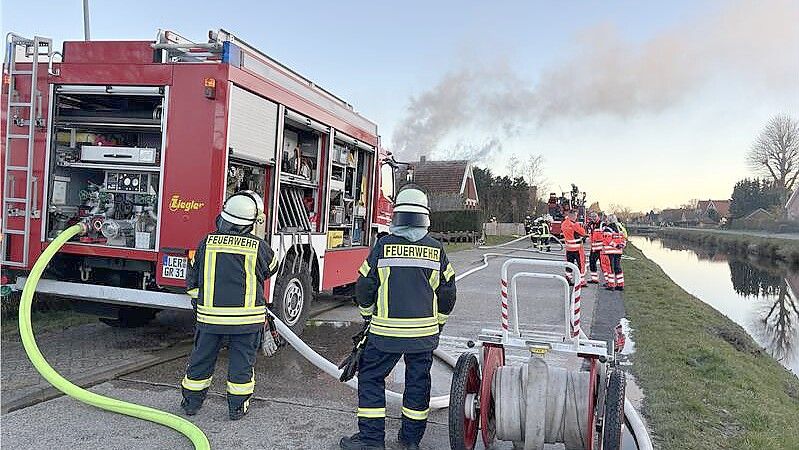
[586,212,603,284]
[561,210,587,286]
[602,214,626,290]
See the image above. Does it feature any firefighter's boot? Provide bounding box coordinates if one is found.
[397,437,421,450]
[229,404,249,421]
[339,433,385,450]
[180,398,203,416]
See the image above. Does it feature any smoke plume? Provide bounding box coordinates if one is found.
[391,0,799,161]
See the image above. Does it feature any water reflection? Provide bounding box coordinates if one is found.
[631,236,799,375]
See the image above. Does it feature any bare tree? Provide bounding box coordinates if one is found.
[506,153,520,179]
[523,154,548,197]
[609,203,633,222]
[747,114,799,191]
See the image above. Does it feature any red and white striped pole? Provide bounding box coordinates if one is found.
[571,281,582,338]
[500,278,510,338]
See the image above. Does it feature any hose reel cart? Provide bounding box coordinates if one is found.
[448,259,626,450]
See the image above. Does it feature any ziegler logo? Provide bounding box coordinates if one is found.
[169,195,205,212]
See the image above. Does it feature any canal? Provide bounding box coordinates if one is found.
[631,236,799,376]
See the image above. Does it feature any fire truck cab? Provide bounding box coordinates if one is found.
[1,30,396,333]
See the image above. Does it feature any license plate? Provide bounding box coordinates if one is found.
[162,255,187,279]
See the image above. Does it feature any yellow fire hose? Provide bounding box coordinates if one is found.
[18,223,211,450]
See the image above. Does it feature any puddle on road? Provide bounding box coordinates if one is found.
[614,317,647,450]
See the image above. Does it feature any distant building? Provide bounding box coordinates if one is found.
[399,156,479,212]
[697,199,731,223]
[743,208,773,221]
[660,208,700,227]
[786,189,799,220]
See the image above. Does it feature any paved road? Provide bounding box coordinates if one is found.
[2,243,626,449]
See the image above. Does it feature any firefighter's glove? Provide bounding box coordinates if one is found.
[261,314,281,357]
[338,322,370,382]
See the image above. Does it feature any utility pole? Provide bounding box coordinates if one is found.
[83,0,91,40]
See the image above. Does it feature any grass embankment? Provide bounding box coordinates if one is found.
[444,235,517,253]
[624,244,799,450]
[1,295,96,340]
[659,228,799,265]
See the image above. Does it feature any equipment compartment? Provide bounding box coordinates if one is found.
[45,86,165,250]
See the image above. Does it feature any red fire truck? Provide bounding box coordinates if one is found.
[1,30,397,334]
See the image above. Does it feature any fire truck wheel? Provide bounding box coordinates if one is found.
[99,306,158,328]
[273,262,312,336]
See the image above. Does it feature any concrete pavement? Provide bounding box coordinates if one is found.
[2,243,630,449]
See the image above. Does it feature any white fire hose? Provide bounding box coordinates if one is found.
[271,249,653,448]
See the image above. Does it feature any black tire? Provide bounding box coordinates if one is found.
[100,306,158,328]
[449,353,480,450]
[272,257,312,337]
[601,369,626,450]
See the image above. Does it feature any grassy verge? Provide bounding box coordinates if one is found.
[659,228,799,265]
[444,235,517,253]
[624,243,799,450]
[1,295,97,340]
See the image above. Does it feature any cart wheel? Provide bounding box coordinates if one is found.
[481,344,505,447]
[601,369,626,450]
[449,353,481,450]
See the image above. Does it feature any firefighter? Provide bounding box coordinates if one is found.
[561,210,587,286]
[587,212,603,283]
[602,215,626,290]
[599,213,612,286]
[529,216,551,252]
[340,185,457,450]
[181,191,279,420]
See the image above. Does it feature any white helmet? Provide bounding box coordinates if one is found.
[393,186,430,227]
[221,191,264,226]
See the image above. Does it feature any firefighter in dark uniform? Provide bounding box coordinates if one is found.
[181,191,279,420]
[340,186,457,450]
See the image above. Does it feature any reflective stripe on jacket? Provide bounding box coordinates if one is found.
[356,234,457,352]
[561,218,586,252]
[186,231,279,333]
[602,227,626,255]
[590,229,604,251]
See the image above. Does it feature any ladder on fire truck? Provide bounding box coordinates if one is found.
[2,34,53,267]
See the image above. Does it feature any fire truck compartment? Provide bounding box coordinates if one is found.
[45,86,165,252]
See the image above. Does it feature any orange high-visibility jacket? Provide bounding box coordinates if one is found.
[590,229,604,251]
[561,217,586,252]
[603,229,626,255]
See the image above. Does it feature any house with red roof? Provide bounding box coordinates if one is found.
[399,156,479,212]
[697,199,731,223]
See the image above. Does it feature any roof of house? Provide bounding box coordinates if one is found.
[410,160,471,194]
[787,188,799,210]
[711,200,731,217]
[698,199,731,217]
[743,208,773,220]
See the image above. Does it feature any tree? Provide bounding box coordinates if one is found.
[730,178,784,219]
[707,208,720,223]
[608,203,633,222]
[506,154,520,179]
[523,154,547,198]
[587,201,602,212]
[747,114,799,193]
[472,165,532,223]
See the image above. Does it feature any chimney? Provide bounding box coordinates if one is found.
[420,155,426,163]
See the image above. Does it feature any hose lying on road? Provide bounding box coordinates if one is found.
[626,398,654,450]
[19,224,210,450]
